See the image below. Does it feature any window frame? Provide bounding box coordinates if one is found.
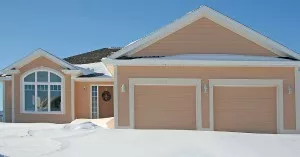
[21,67,65,114]
[90,85,99,119]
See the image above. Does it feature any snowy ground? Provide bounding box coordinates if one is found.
[1,120,300,157]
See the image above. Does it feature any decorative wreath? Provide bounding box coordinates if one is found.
[102,91,111,102]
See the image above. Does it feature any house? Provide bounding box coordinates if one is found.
[1,6,300,134]
[0,48,119,123]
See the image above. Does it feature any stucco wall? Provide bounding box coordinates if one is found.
[117,66,295,130]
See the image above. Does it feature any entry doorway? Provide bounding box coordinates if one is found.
[90,85,114,119]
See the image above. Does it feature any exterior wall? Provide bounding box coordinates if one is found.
[133,18,276,57]
[117,66,295,130]
[75,81,113,119]
[13,57,72,123]
[4,80,12,122]
[134,85,196,130]
[99,86,114,118]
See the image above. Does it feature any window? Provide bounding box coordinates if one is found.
[23,70,63,113]
[91,86,99,118]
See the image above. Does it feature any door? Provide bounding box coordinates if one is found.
[134,85,196,130]
[213,86,277,133]
[99,86,114,118]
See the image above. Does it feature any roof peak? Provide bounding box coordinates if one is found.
[109,6,300,60]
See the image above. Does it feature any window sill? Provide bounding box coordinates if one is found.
[21,111,64,115]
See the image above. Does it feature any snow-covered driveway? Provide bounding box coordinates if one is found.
[0,121,300,157]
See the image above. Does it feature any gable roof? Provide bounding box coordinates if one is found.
[109,6,300,60]
[64,48,121,64]
[1,48,77,73]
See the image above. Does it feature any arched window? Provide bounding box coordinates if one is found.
[23,70,63,113]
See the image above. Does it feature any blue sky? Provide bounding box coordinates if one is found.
[0,0,300,111]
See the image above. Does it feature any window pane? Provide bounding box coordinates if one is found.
[25,85,35,111]
[37,71,48,82]
[50,85,61,111]
[24,73,35,82]
[50,73,61,82]
[37,85,48,112]
[91,86,98,118]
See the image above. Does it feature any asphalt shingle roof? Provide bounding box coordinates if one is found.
[64,48,121,64]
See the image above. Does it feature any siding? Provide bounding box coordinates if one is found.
[117,66,295,130]
[133,18,276,57]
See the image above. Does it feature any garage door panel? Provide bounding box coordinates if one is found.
[214,86,277,133]
[134,85,196,130]
[135,98,195,110]
[215,100,276,110]
[214,87,276,98]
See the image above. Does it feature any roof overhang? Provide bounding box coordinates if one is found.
[109,6,300,60]
[1,49,78,74]
[102,58,300,67]
[0,76,12,81]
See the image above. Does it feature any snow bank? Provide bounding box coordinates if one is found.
[70,117,114,128]
[64,122,98,130]
[1,122,300,157]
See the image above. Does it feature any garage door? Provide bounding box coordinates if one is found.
[214,87,277,133]
[134,85,196,130]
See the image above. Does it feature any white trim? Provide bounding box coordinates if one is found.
[2,81,5,122]
[90,85,99,119]
[110,6,300,60]
[1,49,77,73]
[61,70,82,75]
[209,79,285,133]
[0,76,12,81]
[2,70,20,75]
[295,67,300,133]
[113,66,119,128]
[12,75,15,122]
[71,77,75,120]
[103,58,300,67]
[74,77,114,82]
[128,78,202,130]
[20,67,65,114]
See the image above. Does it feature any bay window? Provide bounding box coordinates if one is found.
[23,70,63,113]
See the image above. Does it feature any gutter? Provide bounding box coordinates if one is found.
[102,58,300,67]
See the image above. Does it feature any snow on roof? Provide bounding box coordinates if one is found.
[157,54,291,61]
[74,62,112,77]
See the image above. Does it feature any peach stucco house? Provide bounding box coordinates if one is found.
[1,6,300,134]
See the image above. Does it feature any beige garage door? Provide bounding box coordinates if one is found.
[134,85,196,130]
[214,87,277,133]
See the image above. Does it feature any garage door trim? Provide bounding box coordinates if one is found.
[129,78,202,130]
[209,79,284,133]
